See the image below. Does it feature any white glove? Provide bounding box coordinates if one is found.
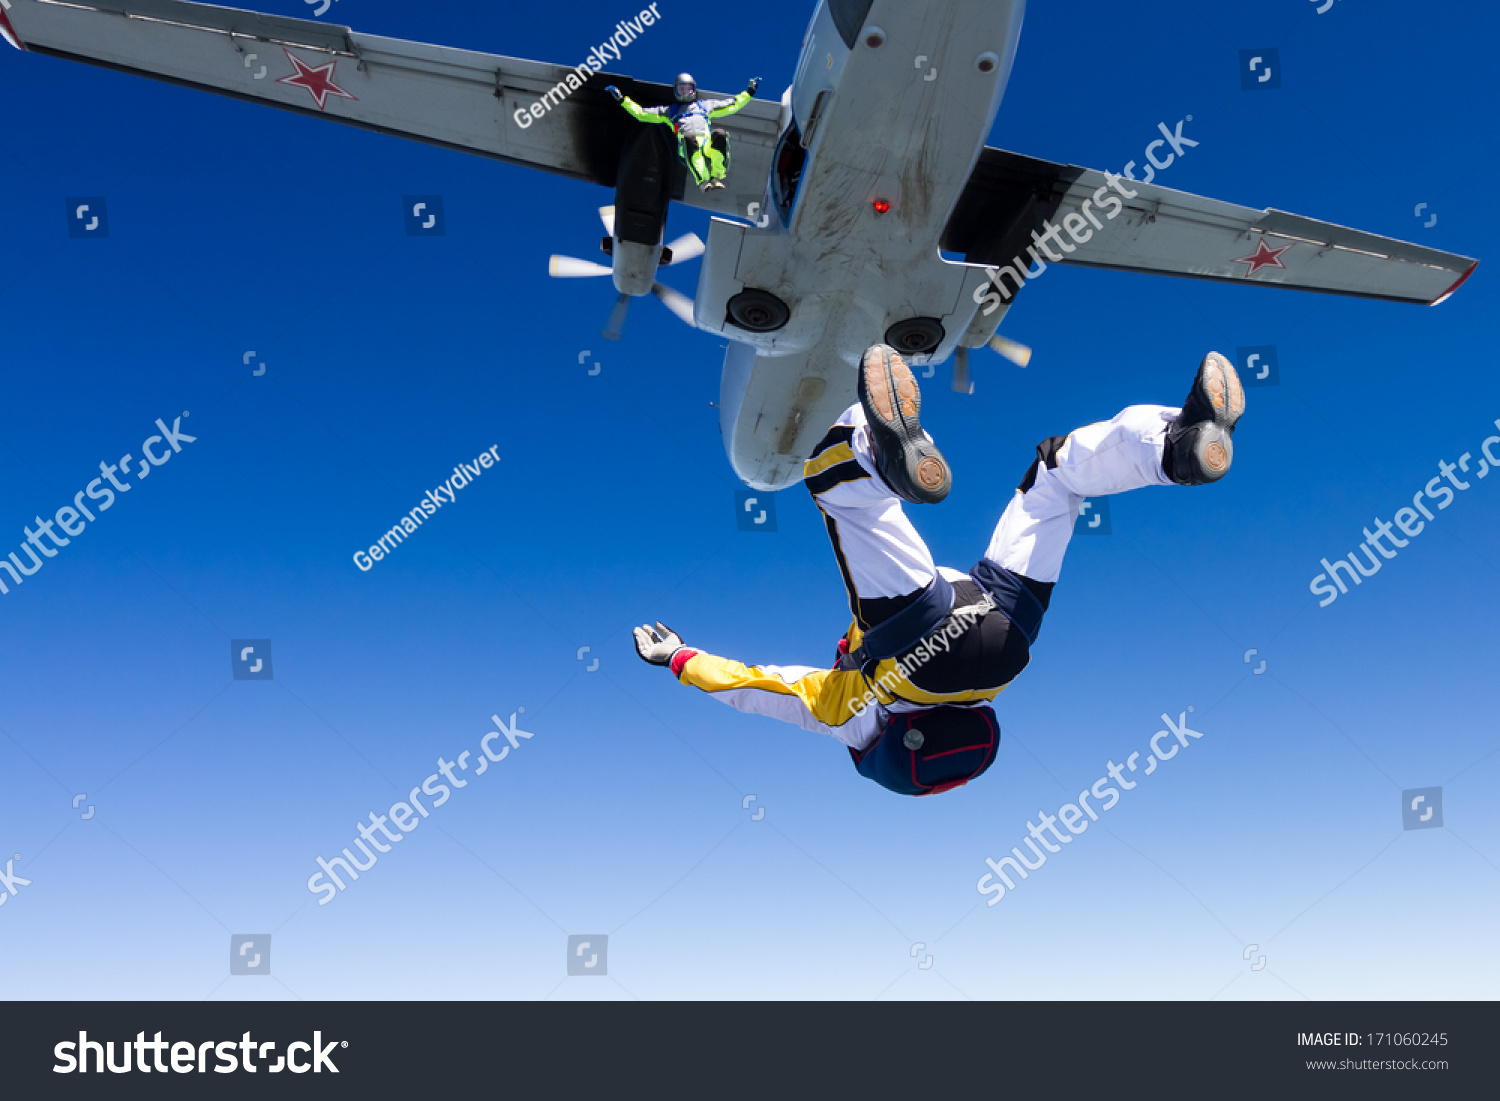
[633,621,688,667]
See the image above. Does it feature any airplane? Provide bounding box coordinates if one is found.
[1,0,1477,490]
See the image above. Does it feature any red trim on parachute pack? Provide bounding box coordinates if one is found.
[899,708,998,796]
[911,708,998,796]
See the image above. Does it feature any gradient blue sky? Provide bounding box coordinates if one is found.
[0,0,1496,1002]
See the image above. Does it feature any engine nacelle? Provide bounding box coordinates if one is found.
[611,240,659,297]
[611,126,671,296]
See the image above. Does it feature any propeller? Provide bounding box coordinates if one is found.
[953,347,974,395]
[603,294,632,342]
[953,333,1034,394]
[549,207,704,341]
[549,256,612,278]
[652,282,698,325]
[601,282,700,341]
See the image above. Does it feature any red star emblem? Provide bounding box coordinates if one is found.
[276,49,357,111]
[1233,238,1293,276]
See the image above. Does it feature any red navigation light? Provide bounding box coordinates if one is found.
[872,199,891,215]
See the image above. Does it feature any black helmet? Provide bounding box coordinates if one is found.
[673,73,698,104]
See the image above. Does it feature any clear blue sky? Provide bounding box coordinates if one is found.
[0,0,1495,1001]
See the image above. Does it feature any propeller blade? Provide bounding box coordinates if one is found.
[603,293,632,342]
[652,283,698,326]
[598,205,616,238]
[989,334,1033,368]
[663,233,706,265]
[550,255,613,279]
[953,346,974,394]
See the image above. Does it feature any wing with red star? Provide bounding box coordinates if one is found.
[943,148,1477,307]
[0,0,779,207]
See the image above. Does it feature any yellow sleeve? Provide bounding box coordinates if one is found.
[620,97,672,124]
[676,652,882,746]
[706,91,753,119]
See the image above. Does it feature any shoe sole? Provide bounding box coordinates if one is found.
[1201,351,1246,425]
[1193,352,1245,480]
[860,344,951,501]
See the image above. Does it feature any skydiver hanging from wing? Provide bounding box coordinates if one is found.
[607,73,759,191]
[634,344,1247,796]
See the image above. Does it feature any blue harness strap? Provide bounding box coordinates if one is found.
[839,573,955,670]
[968,558,1047,646]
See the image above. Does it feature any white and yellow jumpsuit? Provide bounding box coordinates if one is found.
[668,400,1182,752]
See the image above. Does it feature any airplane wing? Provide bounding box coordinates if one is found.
[941,148,1478,307]
[0,0,780,214]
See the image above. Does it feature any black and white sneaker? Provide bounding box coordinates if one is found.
[1163,351,1246,485]
[858,344,951,504]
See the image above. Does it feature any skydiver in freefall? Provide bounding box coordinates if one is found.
[608,73,759,191]
[634,344,1246,795]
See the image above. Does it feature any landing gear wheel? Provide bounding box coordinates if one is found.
[727,289,791,332]
[884,317,945,357]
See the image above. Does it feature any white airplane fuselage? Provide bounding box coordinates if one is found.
[697,0,1026,490]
